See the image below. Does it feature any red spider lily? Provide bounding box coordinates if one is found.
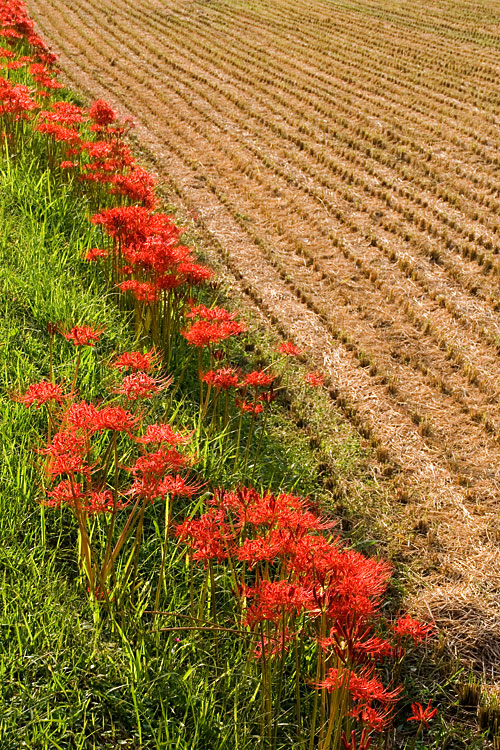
[60,160,78,170]
[91,206,174,246]
[211,488,330,535]
[0,1,34,36]
[0,76,38,117]
[213,486,262,512]
[137,423,192,446]
[242,491,332,532]
[0,29,23,41]
[236,535,283,566]
[94,405,139,435]
[85,490,129,514]
[287,539,393,624]
[325,551,393,623]
[133,239,178,268]
[177,261,212,285]
[88,119,133,138]
[117,279,159,303]
[131,447,190,479]
[135,235,188,272]
[45,479,83,509]
[46,484,128,513]
[241,370,276,388]
[245,580,315,626]
[0,0,40,43]
[182,319,246,348]
[111,349,159,373]
[110,166,157,209]
[80,139,134,169]
[35,51,58,67]
[115,371,172,401]
[80,140,135,185]
[29,62,62,89]
[407,700,437,728]
[319,621,393,664]
[156,272,182,291]
[127,475,162,502]
[202,367,239,389]
[235,398,263,415]
[36,122,81,143]
[65,400,100,432]
[278,341,303,357]
[258,390,277,403]
[88,99,117,125]
[186,304,239,321]
[13,379,66,408]
[84,247,108,262]
[175,508,232,564]
[315,666,401,706]
[40,428,88,478]
[6,57,32,70]
[352,703,394,732]
[41,428,86,457]
[62,325,104,347]
[341,728,372,750]
[305,372,324,387]
[393,615,435,646]
[38,101,85,125]
[101,474,197,505]
[158,473,204,498]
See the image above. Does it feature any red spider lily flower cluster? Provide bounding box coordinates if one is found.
[13,379,66,408]
[305,371,325,387]
[85,246,108,262]
[15,331,200,597]
[182,303,245,348]
[136,423,193,446]
[62,324,104,347]
[407,700,437,728]
[115,371,172,401]
[0,76,37,119]
[231,368,277,416]
[0,24,151,202]
[203,367,239,390]
[0,1,54,62]
[241,370,275,388]
[90,208,215,349]
[278,341,303,357]
[235,398,263,414]
[89,98,116,126]
[176,485,435,738]
[315,667,400,718]
[393,614,436,649]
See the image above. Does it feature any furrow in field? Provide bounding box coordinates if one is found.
[102,0,500,260]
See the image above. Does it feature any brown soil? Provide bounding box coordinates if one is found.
[26,0,500,673]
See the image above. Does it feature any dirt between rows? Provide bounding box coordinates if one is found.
[27,0,500,674]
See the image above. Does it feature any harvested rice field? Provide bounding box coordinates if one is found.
[27,0,500,671]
